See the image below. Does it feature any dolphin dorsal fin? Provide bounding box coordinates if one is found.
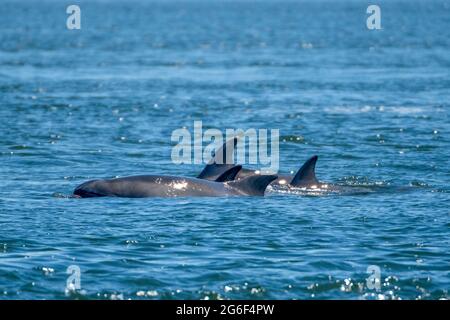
[290,155,319,187]
[197,138,238,181]
[228,175,277,196]
[214,165,242,182]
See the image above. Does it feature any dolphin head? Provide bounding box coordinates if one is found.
[73,179,109,198]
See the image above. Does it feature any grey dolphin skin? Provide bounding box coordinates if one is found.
[73,165,277,198]
[198,138,327,188]
[197,137,239,181]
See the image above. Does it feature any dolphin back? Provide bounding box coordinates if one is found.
[228,175,277,196]
[214,165,242,182]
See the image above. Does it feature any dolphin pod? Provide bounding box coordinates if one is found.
[73,137,339,198]
[73,165,277,198]
[197,138,330,189]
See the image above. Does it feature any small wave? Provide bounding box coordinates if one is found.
[337,176,390,187]
[269,184,375,196]
[52,192,79,199]
[280,135,306,144]
[409,180,431,188]
[324,105,434,115]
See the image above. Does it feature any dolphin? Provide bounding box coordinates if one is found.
[197,138,328,189]
[73,165,277,198]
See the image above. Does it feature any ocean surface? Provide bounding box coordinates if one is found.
[0,0,449,300]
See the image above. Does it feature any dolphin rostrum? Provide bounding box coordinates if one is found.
[74,165,277,198]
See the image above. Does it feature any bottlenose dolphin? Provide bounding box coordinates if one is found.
[74,165,277,198]
[197,138,328,189]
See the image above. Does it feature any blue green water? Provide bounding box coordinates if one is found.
[0,0,449,299]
